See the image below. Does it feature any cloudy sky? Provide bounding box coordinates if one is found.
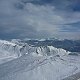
[0,0,80,40]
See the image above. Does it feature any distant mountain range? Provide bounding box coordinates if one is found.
[17,38,80,52]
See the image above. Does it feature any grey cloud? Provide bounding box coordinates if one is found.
[0,0,80,40]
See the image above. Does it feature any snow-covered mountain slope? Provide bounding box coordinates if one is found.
[0,39,70,64]
[0,39,80,80]
[0,52,80,80]
[0,40,18,64]
[0,40,22,57]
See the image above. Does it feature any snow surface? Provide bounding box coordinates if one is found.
[0,40,80,80]
[0,54,80,80]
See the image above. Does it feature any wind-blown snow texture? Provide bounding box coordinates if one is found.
[0,39,80,80]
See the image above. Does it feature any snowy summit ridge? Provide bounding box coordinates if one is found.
[0,39,70,63]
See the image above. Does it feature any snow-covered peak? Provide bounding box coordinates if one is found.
[0,40,16,46]
[0,40,70,58]
[48,46,70,56]
[0,39,71,64]
[33,46,70,57]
